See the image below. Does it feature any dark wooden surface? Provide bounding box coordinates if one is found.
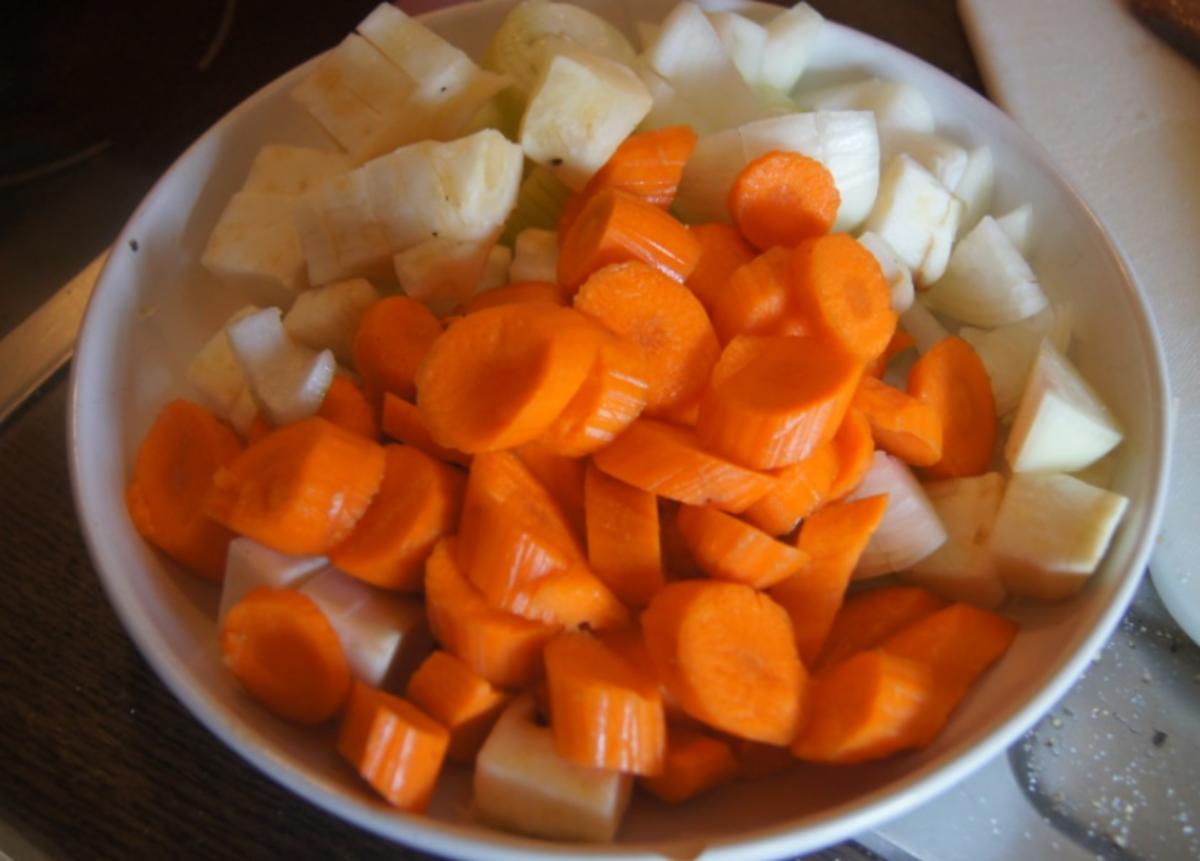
[0,4,984,859]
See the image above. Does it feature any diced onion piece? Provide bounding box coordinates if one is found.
[219,538,326,624]
[898,298,949,354]
[796,78,935,139]
[885,130,968,192]
[707,11,767,87]
[953,145,994,237]
[849,451,947,579]
[995,203,1034,257]
[760,3,824,93]
[863,155,962,285]
[226,307,336,427]
[959,303,1073,418]
[858,231,914,313]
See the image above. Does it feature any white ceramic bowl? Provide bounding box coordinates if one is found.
[68,0,1171,857]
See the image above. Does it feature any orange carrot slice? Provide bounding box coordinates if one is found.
[641,727,739,803]
[558,189,701,291]
[514,440,587,542]
[684,223,756,314]
[907,336,997,479]
[584,463,664,608]
[463,281,566,314]
[352,295,442,402]
[641,580,807,745]
[574,260,720,417]
[697,335,864,470]
[329,444,464,592]
[865,327,917,379]
[415,304,601,453]
[544,630,666,775]
[337,680,450,811]
[125,399,242,580]
[813,584,946,672]
[791,650,935,764]
[852,376,944,467]
[769,494,890,666]
[204,417,385,556]
[220,587,351,725]
[675,505,809,590]
[515,564,630,631]
[406,650,511,763]
[380,393,470,467]
[790,234,897,363]
[827,407,874,500]
[585,125,698,209]
[592,419,776,514]
[709,246,795,344]
[728,151,840,250]
[881,602,1016,695]
[424,537,557,690]
[742,441,840,536]
[317,375,380,440]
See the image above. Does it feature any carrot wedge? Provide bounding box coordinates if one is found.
[827,407,875,500]
[352,295,442,403]
[709,247,794,345]
[697,335,863,470]
[584,125,698,210]
[584,463,664,609]
[907,336,997,479]
[424,537,557,690]
[685,223,756,314]
[464,281,566,314]
[675,505,809,590]
[574,261,719,417]
[743,442,840,536]
[813,585,946,672]
[380,393,470,467]
[592,419,775,514]
[558,189,700,291]
[769,495,890,666]
[406,650,511,763]
[204,417,386,556]
[544,630,666,775]
[514,441,588,543]
[415,304,601,453]
[728,151,840,250]
[641,580,807,745]
[317,375,379,440]
[641,728,739,803]
[329,444,464,592]
[126,399,242,580]
[337,681,450,811]
[220,587,351,725]
[852,376,944,468]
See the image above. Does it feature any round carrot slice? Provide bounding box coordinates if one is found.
[728,151,840,250]
[352,295,442,402]
[907,336,997,478]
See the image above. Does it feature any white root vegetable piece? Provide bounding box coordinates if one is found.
[707,11,766,86]
[187,305,261,422]
[898,298,949,354]
[228,388,259,437]
[989,473,1129,600]
[796,78,935,141]
[760,3,824,94]
[635,19,659,52]
[241,145,350,196]
[634,62,703,132]
[218,538,326,624]
[677,110,879,230]
[959,303,1073,418]
[1005,340,1123,474]
[901,473,1007,608]
[953,145,994,237]
[225,308,336,427]
[519,49,652,191]
[645,2,763,132]
[863,155,962,285]
[510,228,559,284]
[474,695,633,843]
[858,231,914,313]
[995,203,1035,257]
[848,451,947,579]
[885,131,968,192]
[393,236,498,316]
[300,567,431,689]
[282,278,379,366]
[478,244,512,294]
[924,215,1047,327]
[201,192,307,304]
[294,171,394,287]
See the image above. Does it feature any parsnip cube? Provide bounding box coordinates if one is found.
[242,145,350,196]
[520,49,652,190]
[990,473,1129,600]
[200,192,307,303]
[863,155,962,285]
[393,236,497,316]
[218,539,326,624]
[295,171,394,287]
[187,305,261,421]
[857,232,913,313]
[478,244,512,294]
[283,278,380,366]
[474,696,633,843]
[226,307,336,427]
[510,228,559,284]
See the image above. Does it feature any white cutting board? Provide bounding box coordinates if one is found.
[959,0,1200,643]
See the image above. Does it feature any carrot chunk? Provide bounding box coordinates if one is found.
[827,407,875,500]
[641,728,739,803]
[125,399,242,580]
[584,463,664,608]
[406,650,511,763]
[728,151,840,250]
[697,335,863,470]
[585,125,698,210]
[463,281,566,314]
[813,584,946,672]
[380,393,470,467]
[907,336,997,479]
[204,417,385,556]
[424,537,557,690]
[220,587,351,725]
[641,580,807,745]
[544,630,666,775]
[709,247,794,344]
[337,680,450,811]
[514,440,588,542]
[684,223,756,314]
[329,444,464,592]
[352,296,442,402]
[743,441,840,536]
[852,376,944,467]
[592,419,775,514]
[317,375,380,440]
[558,189,700,291]
[574,261,719,417]
[675,505,809,590]
[415,304,601,453]
[769,495,890,666]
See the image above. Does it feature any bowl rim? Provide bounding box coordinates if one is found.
[67,1,1172,858]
